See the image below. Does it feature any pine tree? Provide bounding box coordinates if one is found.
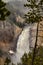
[0,0,10,20]
[18,46,43,65]
[0,0,10,28]
[4,57,11,65]
[24,0,43,65]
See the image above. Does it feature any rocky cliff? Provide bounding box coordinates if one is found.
[37,20,43,46]
[0,21,22,52]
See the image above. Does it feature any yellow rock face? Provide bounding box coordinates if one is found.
[37,20,43,46]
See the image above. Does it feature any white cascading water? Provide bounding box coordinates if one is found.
[16,26,30,62]
[11,24,37,64]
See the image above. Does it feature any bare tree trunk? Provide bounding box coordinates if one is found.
[31,22,39,65]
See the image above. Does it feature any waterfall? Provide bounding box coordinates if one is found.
[11,25,30,64]
[16,26,30,61]
[11,23,37,64]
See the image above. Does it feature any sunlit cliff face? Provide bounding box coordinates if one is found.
[37,21,43,46]
[16,15,25,23]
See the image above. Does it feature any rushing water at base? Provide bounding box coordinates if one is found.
[11,24,37,64]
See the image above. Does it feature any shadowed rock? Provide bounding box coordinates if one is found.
[0,21,22,52]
